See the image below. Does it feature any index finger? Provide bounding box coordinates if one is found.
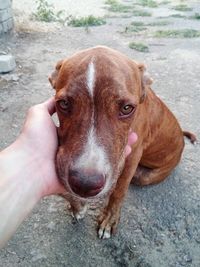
[128,132,138,146]
[43,97,56,115]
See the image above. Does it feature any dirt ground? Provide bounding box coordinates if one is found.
[0,0,200,266]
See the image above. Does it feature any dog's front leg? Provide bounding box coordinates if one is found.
[98,148,142,239]
[61,194,87,220]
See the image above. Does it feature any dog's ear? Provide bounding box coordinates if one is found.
[138,63,153,103]
[49,60,63,89]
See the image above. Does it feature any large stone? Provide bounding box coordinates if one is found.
[0,54,16,73]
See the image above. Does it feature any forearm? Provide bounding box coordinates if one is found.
[0,141,42,248]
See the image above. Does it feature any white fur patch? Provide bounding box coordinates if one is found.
[71,204,87,220]
[98,228,111,239]
[86,61,95,96]
[74,125,111,177]
[73,60,113,196]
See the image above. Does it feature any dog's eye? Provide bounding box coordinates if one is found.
[58,100,69,110]
[120,105,135,117]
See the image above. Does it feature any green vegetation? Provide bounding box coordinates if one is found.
[190,13,200,20]
[105,0,133,13]
[68,15,106,27]
[131,21,145,27]
[108,4,132,12]
[124,20,170,34]
[105,0,118,4]
[172,4,193,12]
[125,21,146,33]
[131,20,170,27]
[136,0,158,8]
[106,1,132,13]
[105,0,152,15]
[33,0,65,23]
[160,1,171,4]
[129,42,149,52]
[170,14,187,18]
[154,29,200,38]
[124,25,147,33]
[147,20,170,26]
[132,10,152,16]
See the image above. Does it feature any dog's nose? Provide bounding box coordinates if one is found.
[68,169,105,198]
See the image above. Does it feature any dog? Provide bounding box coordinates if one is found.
[49,46,196,239]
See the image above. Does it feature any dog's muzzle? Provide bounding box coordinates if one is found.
[68,169,106,198]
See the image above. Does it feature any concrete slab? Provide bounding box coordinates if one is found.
[0,54,16,73]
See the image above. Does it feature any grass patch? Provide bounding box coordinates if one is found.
[105,0,118,4]
[189,13,200,20]
[131,20,170,27]
[131,21,145,27]
[154,29,200,38]
[124,25,147,33]
[107,3,132,13]
[32,0,66,23]
[132,10,152,16]
[68,15,106,27]
[172,4,193,12]
[160,1,171,4]
[136,0,158,8]
[129,42,149,52]
[105,0,133,13]
[170,14,187,18]
[124,21,146,33]
[124,20,170,33]
[131,20,170,26]
[147,20,170,26]
[105,0,152,15]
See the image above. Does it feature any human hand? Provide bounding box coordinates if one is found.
[14,98,137,198]
[0,98,138,247]
[16,97,65,197]
[125,131,138,157]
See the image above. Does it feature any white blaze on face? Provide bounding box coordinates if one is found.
[73,61,112,193]
[74,125,111,176]
[86,61,95,96]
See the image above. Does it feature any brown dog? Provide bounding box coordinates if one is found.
[49,46,196,239]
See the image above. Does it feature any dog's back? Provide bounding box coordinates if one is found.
[141,88,184,169]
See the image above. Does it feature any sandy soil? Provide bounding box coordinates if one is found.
[0,0,200,266]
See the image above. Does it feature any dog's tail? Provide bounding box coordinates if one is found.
[183,131,197,144]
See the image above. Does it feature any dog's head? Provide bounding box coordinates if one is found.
[49,46,152,199]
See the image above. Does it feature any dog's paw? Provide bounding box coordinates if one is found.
[71,204,87,220]
[98,225,112,239]
[98,208,120,239]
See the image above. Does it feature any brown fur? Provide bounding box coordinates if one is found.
[49,46,196,238]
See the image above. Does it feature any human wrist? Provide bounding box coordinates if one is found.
[10,134,63,198]
[0,138,43,202]
[0,140,45,247]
